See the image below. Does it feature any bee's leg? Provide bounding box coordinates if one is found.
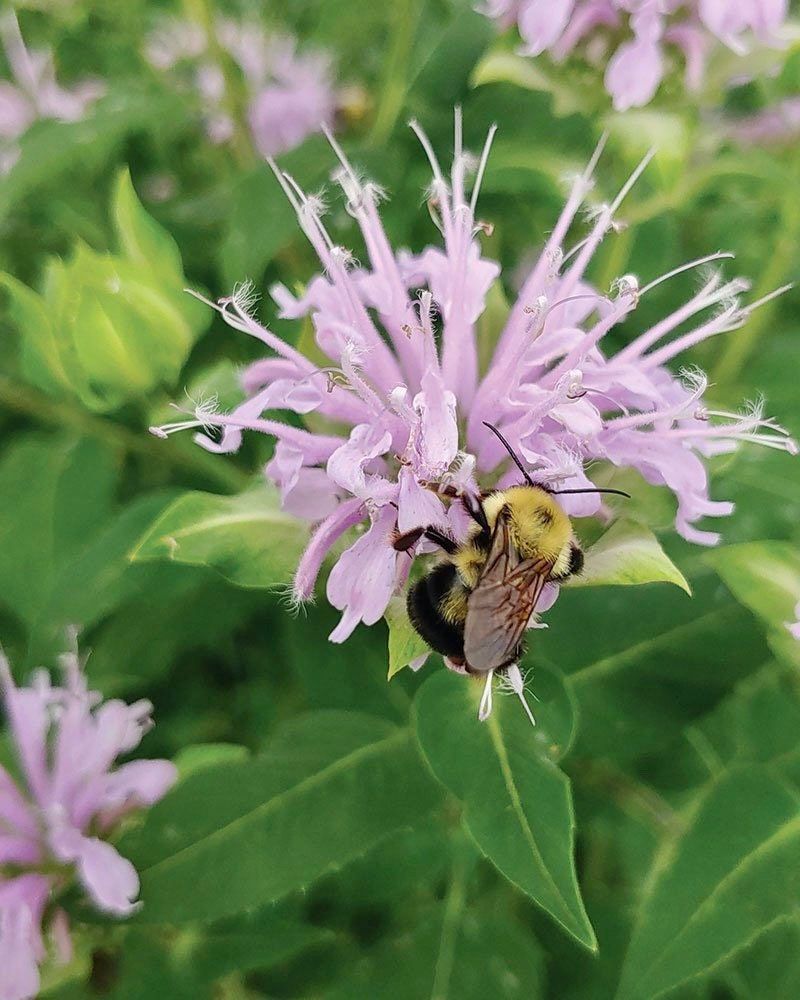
[461,493,490,534]
[391,526,424,552]
[392,526,458,554]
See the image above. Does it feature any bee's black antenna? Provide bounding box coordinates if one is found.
[482,422,534,486]
[550,487,632,498]
[482,422,631,498]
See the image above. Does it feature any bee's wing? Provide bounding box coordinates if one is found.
[463,510,553,674]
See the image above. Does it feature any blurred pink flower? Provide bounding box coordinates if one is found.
[725,97,800,146]
[0,642,176,1000]
[0,12,104,174]
[152,114,795,643]
[787,602,800,640]
[481,0,788,110]
[145,17,336,159]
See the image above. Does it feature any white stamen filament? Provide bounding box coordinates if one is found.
[505,663,537,727]
[606,371,709,430]
[740,282,795,314]
[637,252,735,296]
[469,123,498,216]
[478,669,495,722]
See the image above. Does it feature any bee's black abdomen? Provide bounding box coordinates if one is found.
[407,563,465,660]
[567,542,584,576]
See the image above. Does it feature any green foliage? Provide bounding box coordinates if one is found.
[571,520,691,594]
[1,169,207,412]
[706,541,800,666]
[131,485,308,588]
[414,670,596,951]
[124,711,441,923]
[617,767,800,1000]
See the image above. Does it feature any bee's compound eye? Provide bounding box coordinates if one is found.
[567,543,584,576]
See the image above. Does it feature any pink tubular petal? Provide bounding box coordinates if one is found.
[518,0,576,55]
[50,909,72,967]
[397,467,448,534]
[293,497,366,601]
[605,37,665,112]
[327,505,399,642]
[0,903,41,1000]
[327,424,393,498]
[50,828,140,916]
[0,659,50,808]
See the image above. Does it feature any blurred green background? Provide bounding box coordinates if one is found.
[1,1,799,998]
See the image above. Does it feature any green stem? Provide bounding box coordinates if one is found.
[430,833,472,1000]
[0,375,249,493]
[712,179,800,387]
[182,0,256,171]
[368,0,422,147]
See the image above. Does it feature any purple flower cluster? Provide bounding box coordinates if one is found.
[0,644,176,1000]
[145,17,336,158]
[482,0,788,110]
[152,115,795,645]
[0,12,104,174]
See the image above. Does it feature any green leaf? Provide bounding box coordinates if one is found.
[220,138,330,287]
[326,904,545,1000]
[0,275,70,398]
[112,168,183,280]
[682,661,800,788]
[0,85,187,224]
[385,596,429,679]
[3,176,208,412]
[413,671,596,951]
[0,435,117,628]
[471,51,586,117]
[571,520,691,594]
[100,919,333,999]
[720,915,800,1000]
[124,711,440,923]
[173,742,250,780]
[705,541,800,666]
[617,767,800,1000]
[130,486,308,589]
[546,575,770,763]
[85,571,261,699]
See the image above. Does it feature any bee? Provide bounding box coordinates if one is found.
[393,423,629,724]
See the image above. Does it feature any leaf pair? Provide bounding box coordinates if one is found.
[1,171,207,413]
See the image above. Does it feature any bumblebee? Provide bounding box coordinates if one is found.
[394,423,629,722]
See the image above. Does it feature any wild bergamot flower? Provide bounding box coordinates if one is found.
[480,0,789,111]
[145,15,337,157]
[153,113,795,643]
[0,641,176,1000]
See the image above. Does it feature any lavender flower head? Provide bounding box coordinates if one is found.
[152,113,795,648]
[145,16,336,158]
[0,641,176,1000]
[0,11,104,174]
[481,0,789,111]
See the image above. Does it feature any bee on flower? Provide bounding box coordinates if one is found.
[152,112,795,715]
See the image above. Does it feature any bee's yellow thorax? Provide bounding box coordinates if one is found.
[481,486,572,564]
